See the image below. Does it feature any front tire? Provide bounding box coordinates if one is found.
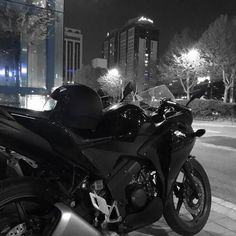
[164,159,211,235]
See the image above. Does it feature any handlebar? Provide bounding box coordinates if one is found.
[148,98,188,124]
[159,98,181,110]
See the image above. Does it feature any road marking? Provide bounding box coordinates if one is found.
[206,130,221,134]
[193,123,236,128]
[200,143,236,152]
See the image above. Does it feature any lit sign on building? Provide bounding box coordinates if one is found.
[138,16,154,24]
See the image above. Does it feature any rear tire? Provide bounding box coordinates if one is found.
[164,159,211,235]
[0,177,59,236]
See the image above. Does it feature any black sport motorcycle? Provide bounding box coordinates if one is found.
[0,84,211,236]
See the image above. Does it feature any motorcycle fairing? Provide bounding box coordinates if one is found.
[123,197,163,233]
[81,122,155,178]
[0,105,51,120]
[139,116,197,200]
[166,140,195,197]
[0,108,101,175]
[0,111,55,160]
[166,122,196,197]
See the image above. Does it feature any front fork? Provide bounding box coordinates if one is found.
[0,156,7,179]
[183,157,200,198]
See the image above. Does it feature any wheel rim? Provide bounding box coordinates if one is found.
[172,169,206,224]
[5,223,26,236]
[0,197,58,236]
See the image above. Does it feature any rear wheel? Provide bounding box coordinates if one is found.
[164,159,211,235]
[0,178,60,236]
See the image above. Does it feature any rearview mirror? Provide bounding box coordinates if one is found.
[121,82,135,102]
[186,88,208,107]
[195,129,206,137]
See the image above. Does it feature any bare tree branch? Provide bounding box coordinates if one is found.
[199,14,236,103]
[0,1,59,45]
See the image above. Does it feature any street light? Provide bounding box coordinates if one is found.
[180,48,202,100]
[107,68,123,100]
[185,48,200,64]
[108,68,119,77]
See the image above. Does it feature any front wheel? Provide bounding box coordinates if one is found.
[164,159,211,235]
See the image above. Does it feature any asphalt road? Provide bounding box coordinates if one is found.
[192,121,236,204]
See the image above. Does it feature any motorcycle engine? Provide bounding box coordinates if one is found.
[126,168,159,212]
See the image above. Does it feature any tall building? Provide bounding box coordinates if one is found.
[0,0,64,108]
[103,30,120,69]
[64,27,83,83]
[102,16,159,91]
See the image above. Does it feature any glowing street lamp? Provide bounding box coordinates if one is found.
[108,68,119,77]
[185,48,200,64]
[106,68,123,100]
[179,48,202,100]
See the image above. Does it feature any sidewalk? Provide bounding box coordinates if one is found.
[129,196,236,236]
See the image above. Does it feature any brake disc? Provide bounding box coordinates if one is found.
[183,176,205,215]
[6,223,27,236]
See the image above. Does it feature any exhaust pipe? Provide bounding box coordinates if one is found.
[52,203,102,236]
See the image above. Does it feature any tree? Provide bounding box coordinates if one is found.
[158,29,207,99]
[98,69,126,102]
[73,65,106,91]
[199,15,236,103]
[0,0,59,88]
[0,0,58,45]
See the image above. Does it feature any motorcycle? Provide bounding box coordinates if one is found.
[0,84,211,235]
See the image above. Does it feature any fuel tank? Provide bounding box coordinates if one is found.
[82,104,155,178]
[96,103,149,138]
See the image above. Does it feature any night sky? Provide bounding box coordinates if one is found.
[65,0,236,65]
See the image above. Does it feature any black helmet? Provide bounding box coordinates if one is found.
[51,84,103,130]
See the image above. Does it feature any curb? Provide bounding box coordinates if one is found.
[212,196,236,220]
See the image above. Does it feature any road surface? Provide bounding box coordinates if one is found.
[192,121,236,204]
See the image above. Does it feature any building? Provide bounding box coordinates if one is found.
[92,58,108,69]
[63,27,83,83]
[103,29,120,69]
[102,16,159,91]
[0,0,64,109]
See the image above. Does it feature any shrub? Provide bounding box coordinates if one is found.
[176,99,236,121]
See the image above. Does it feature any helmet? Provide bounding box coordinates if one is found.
[50,84,103,130]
